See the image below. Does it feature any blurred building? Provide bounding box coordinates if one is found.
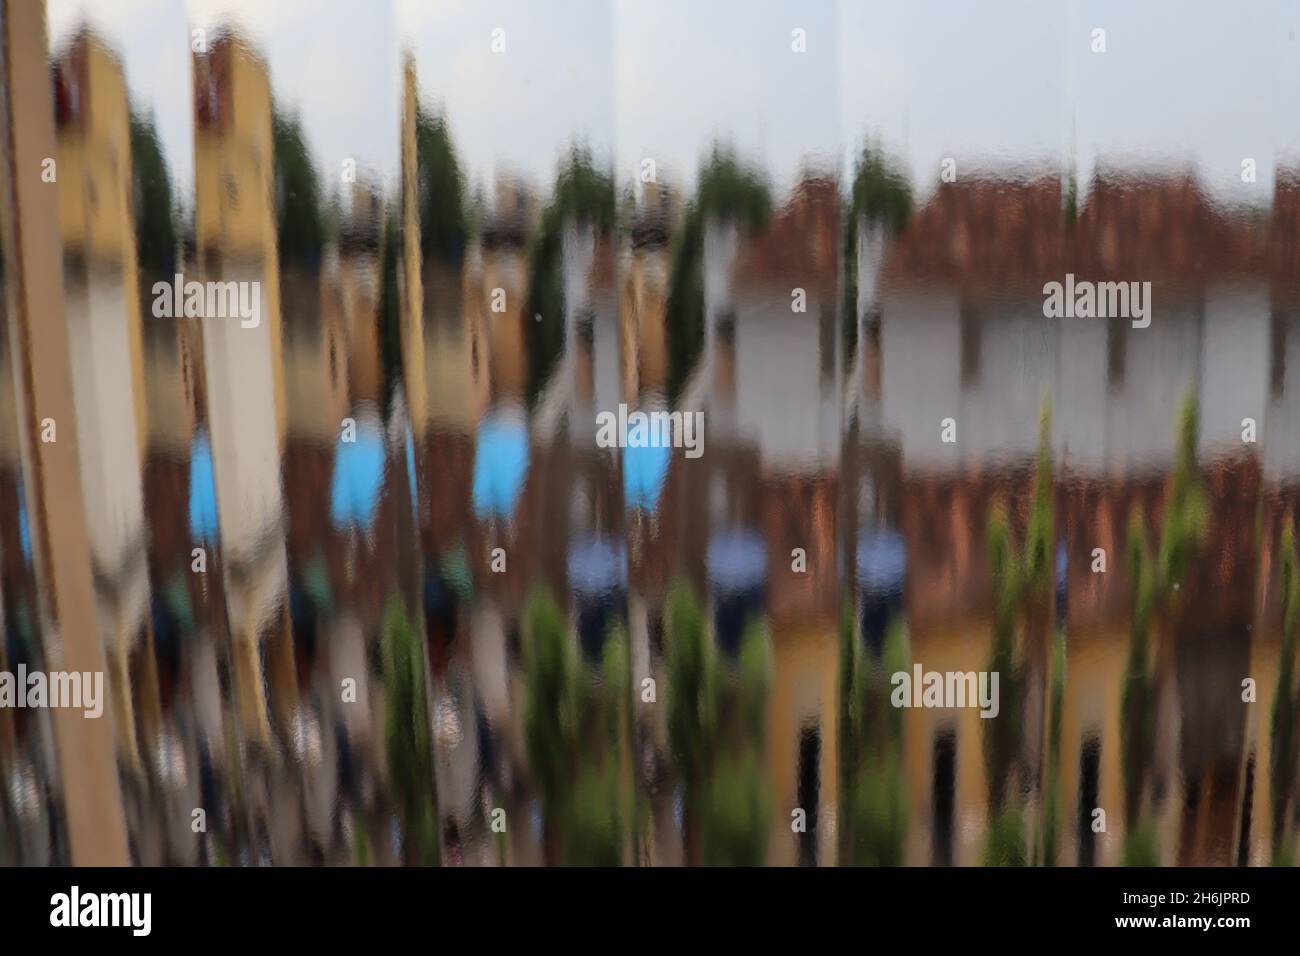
[192,29,292,746]
[53,26,157,773]
[865,169,1290,865]
[619,181,676,404]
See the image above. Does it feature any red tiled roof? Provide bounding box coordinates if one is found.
[885,175,1065,289]
[733,175,839,294]
[885,169,1292,292]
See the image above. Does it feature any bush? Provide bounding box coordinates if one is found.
[983,806,1027,867]
[701,752,771,866]
[852,754,908,866]
[1122,821,1160,867]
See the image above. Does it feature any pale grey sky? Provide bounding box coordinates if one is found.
[399,0,615,201]
[841,0,1300,203]
[616,0,840,197]
[49,0,401,199]
[48,0,194,190]
[45,1,1300,211]
[188,0,401,196]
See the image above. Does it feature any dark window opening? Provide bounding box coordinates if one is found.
[932,728,956,866]
[1078,734,1100,867]
[819,304,835,383]
[646,613,664,660]
[959,306,981,386]
[1107,319,1126,388]
[797,722,821,866]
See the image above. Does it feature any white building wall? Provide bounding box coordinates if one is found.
[1199,284,1270,456]
[731,297,839,474]
[1264,312,1300,482]
[202,264,283,564]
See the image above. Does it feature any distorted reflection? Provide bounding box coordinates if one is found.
[0,0,1294,868]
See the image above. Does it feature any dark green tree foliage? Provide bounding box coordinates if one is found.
[415,107,467,263]
[664,580,773,865]
[129,113,176,282]
[525,144,614,406]
[1121,820,1159,867]
[980,399,1055,865]
[553,144,616,233]
[702,752,769,866]
[569,625,634,864]
[1023,401,1056,598]
[851,752,908,866]
[522,588,631,864]
[665,146,771,403]
[983,807,1028,867]
[571,631,634,865]
[983,504,1024,820]
[523,587,580,848]
[273,108,323,269]
[701,618,772,865]
[850,144,913,234]
[664,208,705,404]
[738,618,771,744]
[378,206,403,412]
[601,623,632,751]
[563,761,623,866]
[1119,393,1206,864]
[665,580,714,831]
[524,207,565,407]
[842,144,912,359]
[383,597,439,864]
[1039,630,1066,865]
[1159,398,1208,588]
[847,617,910,866]
[695,144,771,233]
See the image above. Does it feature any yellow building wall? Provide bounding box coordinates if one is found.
[1058,625,1128,866]
[902,618,992,865]
[55,36,148,461]
[619,247,668,402]
[766,619,839,865]
[480,251,526,401]
[194,39,285,441]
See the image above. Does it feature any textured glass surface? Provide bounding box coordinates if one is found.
[0,0,1295,868]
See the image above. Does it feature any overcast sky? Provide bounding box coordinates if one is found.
[398,0,616,202]
[46,0,1300,209]
[48,0,401,199]
[842,0,1300,202]
[616,0,840,197]
[48,0,194,191]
